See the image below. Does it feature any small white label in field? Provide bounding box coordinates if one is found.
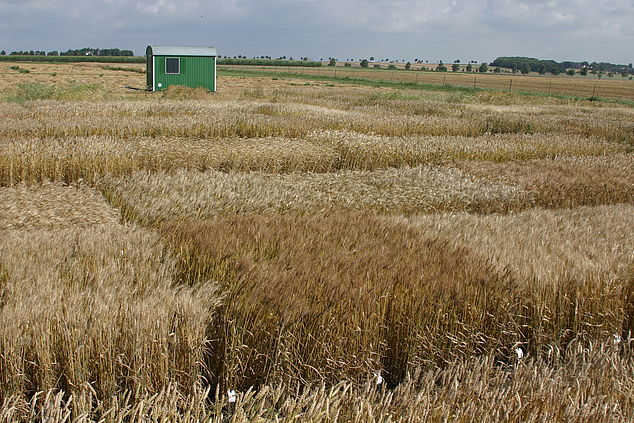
[375,371,383,385]
[515,347,524,360]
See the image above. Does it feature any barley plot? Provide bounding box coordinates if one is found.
[0,65,633,421]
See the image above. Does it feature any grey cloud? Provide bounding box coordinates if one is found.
[0,0,632,63]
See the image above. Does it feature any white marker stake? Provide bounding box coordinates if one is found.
[515,347,524,361]
[375,372,383,386]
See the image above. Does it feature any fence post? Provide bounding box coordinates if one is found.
[443,75,446,86]
[473,77,476,89]
[548,81,552,95]
[509,79,513,91]
[592,83,597,98]
[416,72,419,84]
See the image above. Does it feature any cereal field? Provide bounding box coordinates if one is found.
[220,64,634,101]
[0,63,633,422]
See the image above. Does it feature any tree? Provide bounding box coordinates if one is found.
[47,51,59,56]
[478,62,488,73]
[607,72,614,78]
[466,63,473,72]
[328,58,336,66]
[566,69,575,77]
[579,68,588,76]
[436,63,447,72]
[551,68,560,76]
[451,63,460,72]
[360,59,369,68]
[454,59,461,63]
[405,62,411,70]
[0,50,5,55]
[622,71,629,78]
[538,64,546,75]
[369,56,375,61]
[520,63,530,74]
[494,67,501,73]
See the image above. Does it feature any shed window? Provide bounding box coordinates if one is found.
[165,57,180,74]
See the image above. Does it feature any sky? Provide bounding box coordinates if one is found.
[0,0,632,64]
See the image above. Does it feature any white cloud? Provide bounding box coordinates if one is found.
[308,0,477,33]
[132,0,246,18]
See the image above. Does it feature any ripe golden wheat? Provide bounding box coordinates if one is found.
[0,69,632,421]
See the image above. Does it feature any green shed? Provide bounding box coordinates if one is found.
[146,45,217,92]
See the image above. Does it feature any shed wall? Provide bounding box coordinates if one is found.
[153,55,216,91]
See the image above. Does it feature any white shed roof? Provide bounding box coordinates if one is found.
[148,46,217,57]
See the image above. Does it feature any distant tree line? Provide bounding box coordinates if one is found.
[560,60,633,74]
[61,48,134,56]
[491,56,634,75]
[0,55,143,64]
[1,48,133,56]
[218,58,321,67]
[491,57,561,74]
